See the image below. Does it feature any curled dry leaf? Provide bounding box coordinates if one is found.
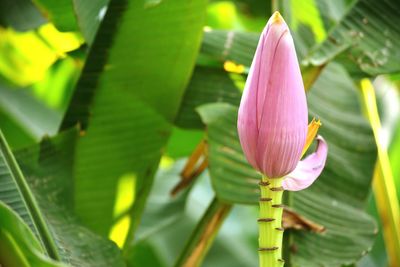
[171,140,208,196]
[283,207,326,233]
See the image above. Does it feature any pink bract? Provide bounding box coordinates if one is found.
[237,12,308,178]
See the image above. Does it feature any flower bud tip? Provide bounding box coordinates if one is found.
[271,11,284,24]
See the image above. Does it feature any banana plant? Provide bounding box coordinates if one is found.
[0,0,399,267]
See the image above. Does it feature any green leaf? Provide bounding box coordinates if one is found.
[165,127,204,159]
[175,66,242,129]
[203,205,259,267]
[199,28,322,70]
[316,0,355,30]
[290,0,326,43]
[0,109,36,149]
[125,159,214,267]
[278,0,327,59]
[291,191,376,267]
[0,86,62,144]
[33,57,81,113]
[174,197,231,267]
[125,159,192,266]
[14,129,126,267]
[133,160,190,242]
[201,30,258,67]
[196,63,377,266]
[127,161,257,267]
[0,202,65,267]
[0,129,59,259]
[61,0,208,237]
[0,0,45,31]
[306,0,400,75]
[205,1,273,32]
[0,127,125,266]
[72,0,109,45]
[33,0,79,32]
[278,0,353,59]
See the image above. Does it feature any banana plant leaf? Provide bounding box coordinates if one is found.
[0,128,126,266]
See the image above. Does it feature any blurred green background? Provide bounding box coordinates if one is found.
[0,0,399,267]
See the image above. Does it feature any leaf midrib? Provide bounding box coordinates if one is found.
[0,130,60,260]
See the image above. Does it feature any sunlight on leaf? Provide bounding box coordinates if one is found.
[207,2,243,30]
[32,57,81,110]
[109,174,136,247]
[160,156,175,169]
[0,27,56,86]
[109,215,131,248]
[36,24,83,54]
[144,0,163,8]
[0,23,81,86]
[291,0,326,43]
[112,174,136,218]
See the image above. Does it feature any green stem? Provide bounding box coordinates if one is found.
[259,176,284,267]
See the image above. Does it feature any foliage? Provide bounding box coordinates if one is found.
[0,0,399,267]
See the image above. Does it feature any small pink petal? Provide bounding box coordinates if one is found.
[282,136,328,191]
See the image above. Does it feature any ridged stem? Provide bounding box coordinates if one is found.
[259,176,284,267]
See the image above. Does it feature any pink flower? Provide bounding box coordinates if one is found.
[237,12,328,191]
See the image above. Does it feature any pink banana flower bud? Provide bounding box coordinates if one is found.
[237,12,327,190]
